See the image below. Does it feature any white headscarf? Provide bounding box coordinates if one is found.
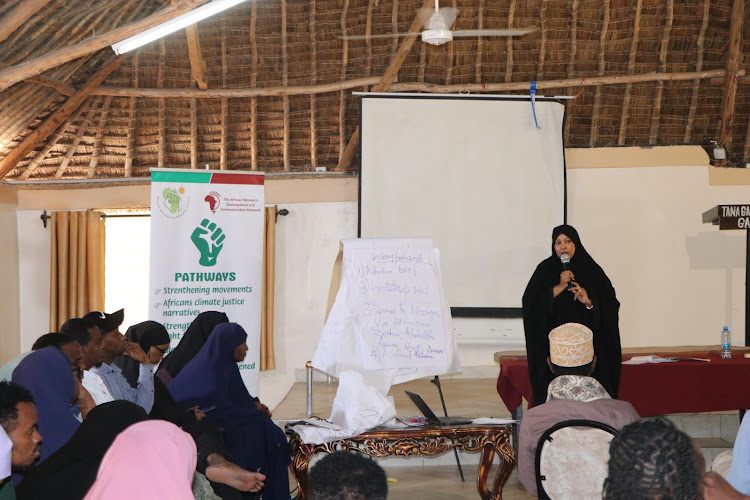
[0,426,11,480]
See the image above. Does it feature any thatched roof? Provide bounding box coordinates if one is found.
[0,0,747,181]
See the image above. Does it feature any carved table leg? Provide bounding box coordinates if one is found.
[290,442,317,500]
[491,439,516,500]
[477,443,496,500]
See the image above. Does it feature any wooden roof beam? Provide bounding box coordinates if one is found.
[719,0,744,151]
[54,98,102,179]
[0,62,74,96]
[336,0,434,171]
[0,55,126,179]
[186,27,208,89]
[0,0,212,92]
[0,0,54,45]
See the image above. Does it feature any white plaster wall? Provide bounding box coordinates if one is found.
[568,164,749,348]
[258,201,358,408]
[16,211,49,353]
[0,200,20,363]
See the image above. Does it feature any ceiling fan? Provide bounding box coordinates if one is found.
[341,0,536,46]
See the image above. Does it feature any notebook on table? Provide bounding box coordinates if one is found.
[405,390,473,426]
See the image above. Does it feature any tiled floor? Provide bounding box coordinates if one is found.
[274,375,534,499]
[273,374,739,499]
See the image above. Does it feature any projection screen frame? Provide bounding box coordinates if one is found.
[357,93,568,319]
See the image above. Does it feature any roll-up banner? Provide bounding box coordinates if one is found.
[149,168,264,395]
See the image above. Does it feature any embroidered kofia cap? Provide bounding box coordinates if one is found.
[549,322,594,367]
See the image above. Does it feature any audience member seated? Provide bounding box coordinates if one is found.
[85,309,155,412]
[518,322,639,497]
[308,451,388,500]
[156,311,228,385]
[0,332,81,383]
[0,427,11,500]
[115,320,265,498]
[168,323,290,500]
[31,333,82,367]
[61,318,114,405]
[0,382,42,496]
[83,420,197,500]
[604,417,704,499]
[728,412,750,495]
[704,471,750,500]
[11,347,79,467]
[15,400,148,500]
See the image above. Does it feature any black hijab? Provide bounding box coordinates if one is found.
[114,321,170,388]
[156,311,228,384]
[522,224,621,405]
[15,401,148,500]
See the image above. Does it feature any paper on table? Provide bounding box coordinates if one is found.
[623,355,678,365]
[471,417,517,425]
[623,355,710,365]
[291,371,397,444]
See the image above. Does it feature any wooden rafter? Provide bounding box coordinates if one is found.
[391,69,734,93]
[504,0,516,83]
[446,0,457,85]
[190,98,198,169]
[0,55,126,179]
[282,0,290,171]
[336,0,433,171]
[87,96,114,178]
[220,24,228,170]
[0,63,74,96]
[719,0,744,151]
[537,0,547,81]
[589,0,609,147]
[474,0,485,84]
[124,53,139,178]
[365,0,374,78]
[19,105,89,180]
[309,0,318,170]
[649,0,673,144]
[564,0,578,141]
[0,0,212,92]
[55,98,102,179]
[618,0,642,145]
[338,0,350,164]
[157,39,166,169]
[0,0,54,45]
[186,27,208,90]
[249,0,258,171]
[684,0,710,144]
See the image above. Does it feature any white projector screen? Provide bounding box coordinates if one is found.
[359,95,567,310]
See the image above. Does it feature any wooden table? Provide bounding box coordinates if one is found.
[286,423,515,500]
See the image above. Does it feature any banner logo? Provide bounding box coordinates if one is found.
[191,219,226,267]
[204,191,221,213]
[158,187,190,218]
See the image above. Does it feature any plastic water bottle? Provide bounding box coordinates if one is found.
[721,326,731,359]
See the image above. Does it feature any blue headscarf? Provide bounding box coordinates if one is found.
[12,347,80,464]
[168,322,259,418]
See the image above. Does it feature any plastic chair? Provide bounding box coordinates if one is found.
[535,419,617,500]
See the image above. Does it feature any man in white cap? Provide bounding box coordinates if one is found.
[518,322,639,497]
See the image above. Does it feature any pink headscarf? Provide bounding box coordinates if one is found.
[83,420,196,500]
[0,426,11,480]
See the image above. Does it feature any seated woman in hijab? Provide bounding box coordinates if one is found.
[168,323,290,500]
[83,420,197,500]
[156,311,228,385]
[11,347,80,484]
[15,401,148,500]
[522,224,621,406]
[115,321,265,497]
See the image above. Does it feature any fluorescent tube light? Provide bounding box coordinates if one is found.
[111,0,248,55]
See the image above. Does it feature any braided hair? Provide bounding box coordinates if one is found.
[603,417,704,499]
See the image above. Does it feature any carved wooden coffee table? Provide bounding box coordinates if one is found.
[286,423,515,500]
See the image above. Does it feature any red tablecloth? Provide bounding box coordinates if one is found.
[496,353,750,416]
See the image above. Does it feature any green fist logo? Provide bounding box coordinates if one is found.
[191,219,225,267]
[162,188,182,214]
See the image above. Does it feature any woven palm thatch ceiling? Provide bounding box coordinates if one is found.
[0,0,747,181]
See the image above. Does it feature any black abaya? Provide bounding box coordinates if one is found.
[522,225,621,406]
